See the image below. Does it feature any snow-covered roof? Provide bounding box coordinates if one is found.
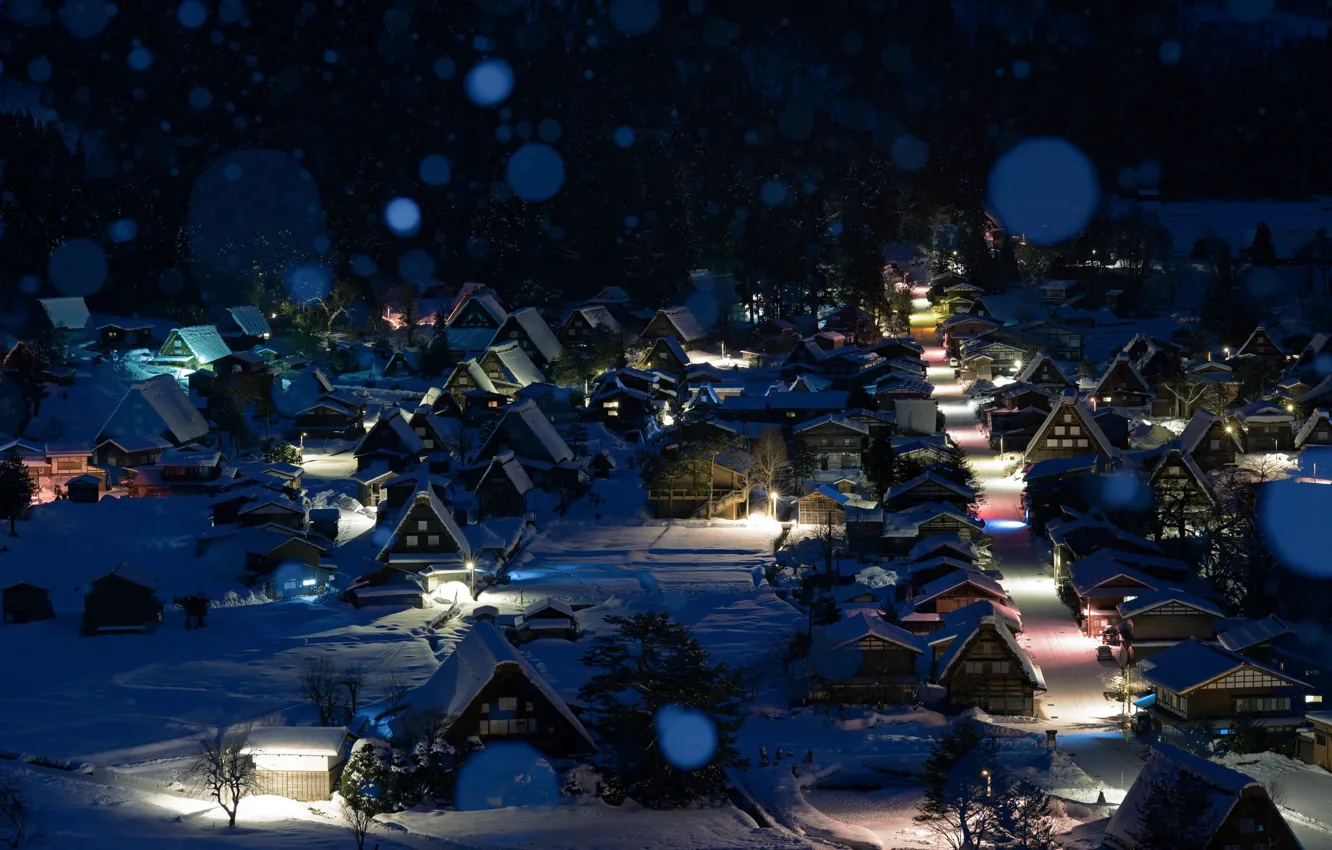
[911,569,1008,607]
[1014,354,1067,385]
[1232,398,1294,424]
[104,374,210,446]
[443,327,500,356]
[505,307,563,363]
[407,621,594,750]
[1216,614,1293,653]
[485,341,544,387]
[448,359,498,395]
[567,305,621,334]
[1093,353,1152,396]
[91,562,160,591]
[1141,638,1308,694]
[377,489,471,562]
[907,535,977,562]
[881,503,983,538]
[884,470,975,504]
[225,306,271,338]
[38,297,90,330]
[1116,588,1223,619]
[646,335,690,366]
[792,414,869,435]
[1025,453,1106,481]
[169,325,232,365]
[1148,448,1214,503]
[1296,408,1332,448]
[161,446,223,467]
[652,306,707,342]
[1238,324,1286,357]
[933,612,1044,692]
[458,290,508,326]
[95,316,155,331]
[1104,744,1263,850]
[355,406,425,458]
[480,450,534,497]
[244,726,350,757]
[1029,389,1115,458]
[1067,557,1160,598]
[481,399,573,464]
[523,597,575,619]
[819,611,922,654]
[1177,410,1230,453]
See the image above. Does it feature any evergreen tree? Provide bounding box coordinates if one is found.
[1251,221,1277,267]
[992,778,1058,850]
[915,719,1002,849]
[340,739,391,815]
[789,445,819,496]
[864,434,899,502]
[1130,771,1214,850]
[930,443,984,505]
[578,613,747,808]
[0,450,36,537]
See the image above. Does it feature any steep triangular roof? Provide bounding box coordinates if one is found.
[478,449,534,497]
[100,373,209,446]
[1237,324,1286,357]
[163,325,231,365]
[1296,408,1332,448]
[1177,410,1238,453]
[648,306,707,342]
[448,289,508,327]
[1094,352,1152,396]
[1104,744,1284,850]
[643,336,690,370]
[483,341,544,387]
[1116,588,1223,619]
[37,297,90,331]
[446,359,498,395]
[503,307,564,364]
[476,399,573,464]
[932,612,1044,691]
[883,470,976,505]
[911,569,1008,608]
[1148,447,1215,503]
[354,406,425,458]
[818,611,922,654]
[377,489,471,562]
[564,305,621,335]
[1015,353,1072,389]
[1025,389,1115,460]
[406,621,594,752]
[792,414,869,435]
[224,306,271,338]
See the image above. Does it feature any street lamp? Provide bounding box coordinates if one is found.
[981,769,991,796]
[466,560,476,597]
[770,491,779,519]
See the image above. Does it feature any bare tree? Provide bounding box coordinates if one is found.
[381,671,410,716]
[340,663,369,721]
[339,797,376,850]
[0,777,33,848]
[185,726,261,828]
[1163,373,1231,419]
[299,657,346,726]
[747,431,789,510]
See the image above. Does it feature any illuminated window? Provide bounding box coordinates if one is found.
[417,520,429,531]
[405,535,419,547]
[499,697,518,711]
[302,578,317,587]
[427,535,439,547]
[1307,695,1324,704]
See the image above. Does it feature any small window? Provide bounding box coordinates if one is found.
[481,703,490,713]
[422,439,434,449]
[499,697,518,711]
[405,535,419,547]
[417,520,429,531]
[427,535,440,547]
[526,701,534,711]
[1307,695,1324,704]
[415,427,426,436]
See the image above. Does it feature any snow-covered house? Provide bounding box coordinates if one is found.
[94,317,156,350]
[809,612,924,705]
[1023,388,1115,464]
[794,415,868,471]
[1177,409,1241,469]
[154,325,231,371]
[292,396,364,441]
[641,306,708,351]
[512,598,580,643]
[443,288,507,356]
[1295,407,1332,450]
[475,400,577,489]
[473,450,534,518]
[1116,589,1222,665]
[796,485,874,527]
[876,503,985,556]
[353,406,425,472]
[376,489,471,571]
[95,374,209,472]
[902,569,1011,616]
[31,297,90,347]
[490,307,564,371]
[244,727,353,802]
[1104,743,1302,850]
[479,341,545,396]
[1015,353,1073,395]
[220,305,271,345]
[1235,324,1286,359]
[443,358,498,402]
[639,336,690,376]
[558,305,622,347]
[1139,638,1312,748]
[2,581,54,624]
[1093,352,1154,409]
[400,621,595,757]
[882,471,975,514]
[1231,399,1295,452]
[923,604,1045,715]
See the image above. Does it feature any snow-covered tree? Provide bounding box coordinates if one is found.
[0,450,36,537]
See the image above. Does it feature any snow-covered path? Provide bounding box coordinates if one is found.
[913,322,1148,802]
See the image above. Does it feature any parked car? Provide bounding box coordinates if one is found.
[1096,644,1116,662]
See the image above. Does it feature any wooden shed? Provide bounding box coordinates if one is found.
[80,565,163,636]
[2,582,54,624]
[244,726,353,802]
[65,474,103,504]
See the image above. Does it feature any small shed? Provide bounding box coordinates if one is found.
[65,474,102,504]
[515,598,580,642]
[3,582,54,624]
[80,564,163,636]
[244,726,353,802]
[309,507,340,540]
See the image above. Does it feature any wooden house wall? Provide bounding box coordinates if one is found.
[82,576,162,634]
[941,627,1035,715]
[884,481,970,512]
[1243,422,1294,453]
[798,493,846,527]
[443,664,592,758]
[256,766,341,802]
[451,299,503,330]
[476,472,527,517]
[2,585,54,623]
[384,501,463,560]
[1026,405,1103,463]
[1123,606,1215,642]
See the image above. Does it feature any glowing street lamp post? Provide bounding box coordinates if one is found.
[770,491,779,520]
[467,560,476,597]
